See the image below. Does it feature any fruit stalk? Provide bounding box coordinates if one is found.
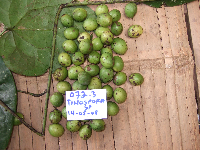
[0,99,43,136]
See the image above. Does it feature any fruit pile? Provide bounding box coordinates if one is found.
[48,3,144,140]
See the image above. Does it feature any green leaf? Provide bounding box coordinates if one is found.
[0,0,96,76]
[0,56,17,150]
[143,0,196,8]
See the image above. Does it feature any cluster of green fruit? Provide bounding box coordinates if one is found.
[48,3,144,140]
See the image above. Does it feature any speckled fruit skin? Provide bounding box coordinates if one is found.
[100,30,114,45]
[111,22,123,36]
[111,37,128,55]
[79,124,92,140]
[128,25,143,38]
[77,32,91,43]
[78,71,92,85]
[90,119,105,132]
[64,27,79,40]
[125,2,137,18]
[100,53,114,69]
[109,9,121,22]
[107,101,119,116]
[72,51,84,66]
[68,66,84,80]
[99,67,114,83]
[66,120,82,132]
[129,73,144,86]
[79,39,93,54]
[95,27,110,37]
[102,85,113,100]
[88,51,100,64]
[84,64,100,77]
[62,40,77,54]
[113,87,127,104]
[112,56,124,72]
[73,8,87,22]
[58,52,72,67]
[53,67,68,81]
[88,77,102,90]
[50,92,64,107]
[97,13,113,27]
[56,81,72,94]
[95,4,109,16]
[101,47,113,55]
[113,72,127,86]
[92,37,103,51]
[49,109,62,124]
[48,124,65,137]
[83,18,98,31]
[61,14,74,27]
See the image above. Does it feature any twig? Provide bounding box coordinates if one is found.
[17,89,47,97]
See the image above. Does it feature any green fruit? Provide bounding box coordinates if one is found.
[79,39,93,54]
[62,106,67,119]
[88,77,102,90]
[113,56,124,72]
[129,73,144,86]
[77,32,91,43]
[72,80,87,90]
[83,18,98,31]
[111,37,128,55]
[100,47,113,55]
[53,67,68,81]
[73,8,87,22]
[107,101,119,116]
[90,119,105,132]
[113,72,127,86]
[58,52,72,67]
[95,4,109,16]
[95,27,110,37]
[101,30,114,45]
[56,81,72,94]
[88,51,100,64]
[113,87,127,104]
[60,14,74,27]
[49,124,65,137]
[128,25,143,38]
[102,85,113,100]
[68,66,84,80]
[66,120,82,132]
[84,64,100,77]
[79,124,92,140]
[100,53,114,69]
[49,109,62,124]
[62,40,78,54]
[92,37,103,51]
[64,27,79,40]
[111,22,123,36]
[99,67,114,83]
[78,71,92,85]
[109,9,121,22]
[13,112,24,126]
[50,92,64,107]
[125,2,137,18]
[97,13,112,27]
[72,51,85,66]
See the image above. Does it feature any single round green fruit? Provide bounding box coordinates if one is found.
[62,106,67,119]
[56,81,72,94]
[113,56,124,72]
[88,77,102,90]
[78,71,92,85]
[79,124,92,140]
[101,30,114,45]
[58,52,72,67]
[79,39,93,54]
[84,64,100,77]
[53,67,68,81]
[100,53,114,69]
[50,92,64,107]
[111,37,128,55]
[102,85,113,100]
[68,66,84,80]
[111,22,123,36]
[72,51,85,66]
[88,51,100,64]
[95,27,110,37]
[73,8,87,22]
[62,40,78,54]
[99,67,114,83]
[107,101,119,116]
[95,4,109,16]
[49,109,62,124]
[92,37,103,51]
[49,124,65,137]
[13,112,24,126]
[113,87,127,104]
[109,9,121,22]
[77,32,91,43]
[97,13,112,27]
[101,47,113,55]
[66,120,82,132]
[113,72,127,86]
[125,2,137,18]
[90,119,105,132]
[64,27,79,40]
[60,14,74,27]
[129,73,144,86]
[72,80,87,90]
[128,25,143,38]
[83,18,98,31]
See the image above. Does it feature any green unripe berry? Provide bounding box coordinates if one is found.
[73,8,87,22]
[50,92,64,107]
[77,32,91,43]
[62,40,78,54]
[129,73,144,85]
[49,124,65,137]
[64,27,79,40]
[101,30,114,45]
[88,51,100,64]
[102,85,113,100]
[49,109,62,124]
[72,51,85,66]
[97,13,112,27]
[13,112,24,126]
[95,4,109,16]
[83,18,98,31]
[79,39,93,54]
[111,37,128,55]
[107,101,119,116]
[111,22,123,36]
[92,37,103,51]
[58,52,72,67]
[60,14,74,27]
[113,87,127,104]
[109,9,121,22]
[128,25,143,38]
[125,2,137,18]
[56,81,72,94]
[95,27,110,37]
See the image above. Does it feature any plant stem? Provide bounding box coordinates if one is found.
[0,99,43,136]
[17,89,47,97]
